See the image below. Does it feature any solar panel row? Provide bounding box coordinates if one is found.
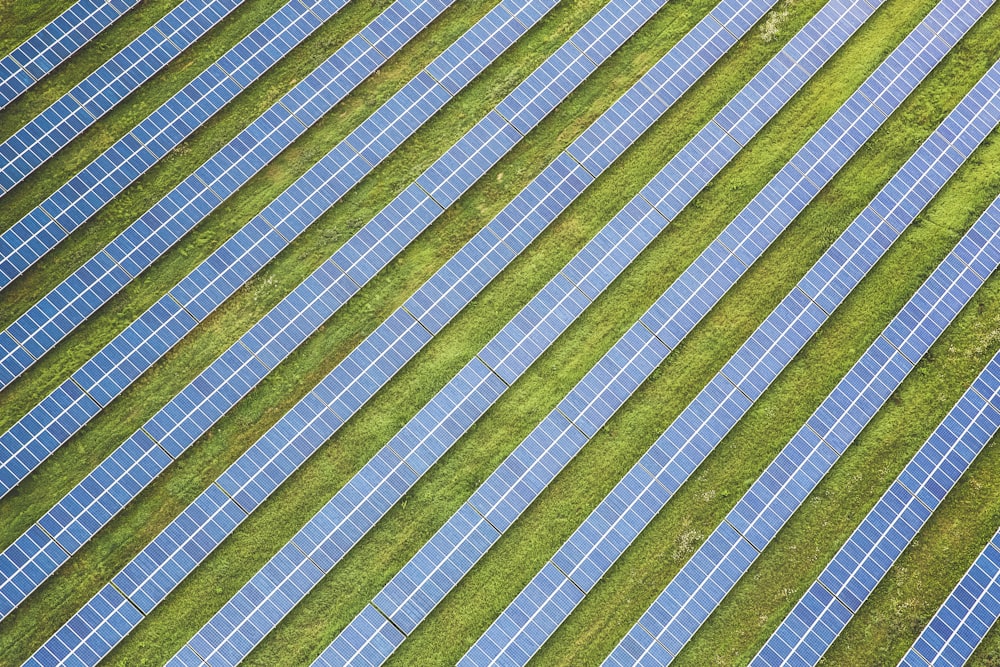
[20,1,667,664]
[0,0,456,388]
[0,0,139,109]
[460,2,989,662]
[0,0,245,195]
[753,285,1000,667]
[168,0,783,663]
[316,0,891,662]
[900,524,1000,666]
[607,60,1000,667]
[0,0,470,500]
[0,0,353,293]
[0,0,552,623]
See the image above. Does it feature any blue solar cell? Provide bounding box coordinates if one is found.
[924,0,991,44]
[557,322,670,438]
[289,448,421,573]
[22,584,143,667]
[884,254,983,363]
[0,0,242,195]
[754,582,852,666]
[496,40,596,134]
[569,0,661,63]
[604,625,674,667]
[562,197,665,299]
[374,502,500,634]
[313,605,405,666]
[486,151,595,255]
[797,209,897,315]
[427,2,526,94]
[112,484,245,613]
[395,357,509,472]
[346,71,451,165]
[333,183,444,284]
[185,541,325,665]
[550,462,671,594]
[906,532,1000,666]
[640,121,742,221]
[818,481,931,612]
[807,336,912,454]
[402,225,518,334]
[0,524,69,617]
[461,561,584,667]
[39,430,169,554]
[479,274,590,384]
[569,19,734,175]
[721,288,828,400]
[0,0,141,108]
[416,110,523,209]
[638,521,757,656]
[466,410,588,529]
[639,238,745,350]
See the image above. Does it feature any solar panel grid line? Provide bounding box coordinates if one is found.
[0,0,141,109]
[158,0,788,656]
[314,0,900,650]
[0,0,471,500]
[0,0,545,622]
[21,1,661,662]
[0,0,246,196]
[747,219,1000,666]
[900,528,1000,666]
[606,62,1000,666]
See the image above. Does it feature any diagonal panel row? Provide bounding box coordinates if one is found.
[0,0,353,293]
[20,1,664,664]
[753,302,1000,667]
[0,0,553,623]
[317,0,893,662]
[169,0,783,663]
[0,0,455,384]
[0,0,139,109]
[0,0,467,500]
[460,3,990,663]
[900,526,1000,666]
[607,59,1000,667]
[0,0,245,194]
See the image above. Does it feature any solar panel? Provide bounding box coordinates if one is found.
[162,0,791,661]
[750,209,1000,667]
[314,0,895,662]
[0,0,374,362]
[605,60,1000,667]
[0,0,139,109]
[467,1,988,656]
[0,0,472,499]
[0,0,244,195]
[900,526,1000,666]
[23,2,664,663]
[0,0,552,621]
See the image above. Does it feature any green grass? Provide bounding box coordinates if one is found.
[1,0,999,664]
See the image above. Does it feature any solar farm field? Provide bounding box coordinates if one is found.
[0,0,999,665]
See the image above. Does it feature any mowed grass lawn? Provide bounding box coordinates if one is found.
[0,0,999,664]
